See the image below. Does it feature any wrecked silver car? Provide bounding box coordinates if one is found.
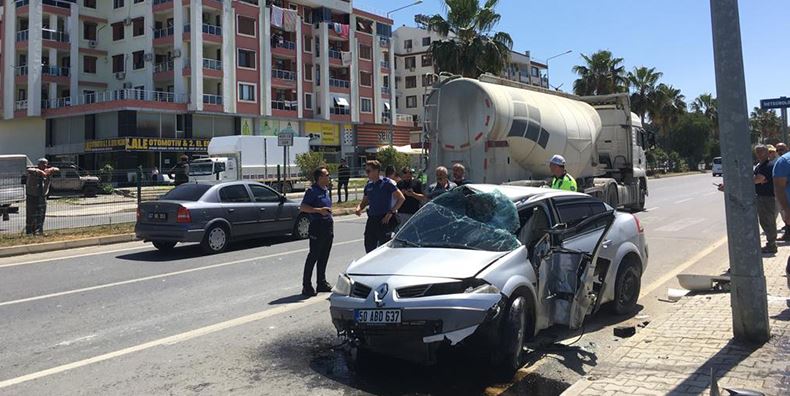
[329,185,647,373]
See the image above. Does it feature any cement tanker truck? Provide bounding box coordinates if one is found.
[424,74,650,210]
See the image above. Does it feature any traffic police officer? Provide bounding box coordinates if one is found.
[549,154,578,192]
[299,166,334,297]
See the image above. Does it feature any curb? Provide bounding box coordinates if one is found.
[0,234,138,258]
[649,171,708,179]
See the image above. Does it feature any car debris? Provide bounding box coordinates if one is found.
[659,288,690,303]
[613,325,636,338]
[677,273,731,292]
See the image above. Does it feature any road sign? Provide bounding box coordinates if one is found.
[760,97,790,109]
[278,131,294,147]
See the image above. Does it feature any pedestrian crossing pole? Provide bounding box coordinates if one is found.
[710,0,770,342]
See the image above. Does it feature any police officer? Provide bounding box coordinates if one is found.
[549,154,577,192]
[355,160,405,253]
[299,167,334,297]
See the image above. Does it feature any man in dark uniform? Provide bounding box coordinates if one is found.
[299,167,334,297]
[355,160,405,253]
[396,167,425,227]
[336,159,350,202]
[25,158,59,235]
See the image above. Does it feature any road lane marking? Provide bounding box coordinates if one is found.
[645,207,660,212]
[0,238,364,308]
[654,218,705,232]
[639,235,728,299]
[0,245,149,269]
[674,197,694,204]
[0,296,328,389]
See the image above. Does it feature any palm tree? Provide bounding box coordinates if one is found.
[626,66,662,125]
[750,107,781,142]
[691,93,719,138]
[428,0,514,78]
[649,83,687,139]
[572,50,628,96]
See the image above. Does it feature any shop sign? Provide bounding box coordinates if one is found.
[342,124,354,146]
[84,138,127,152]
[84,138,211,153]
[260,119,300,136]
[305,121,340,146]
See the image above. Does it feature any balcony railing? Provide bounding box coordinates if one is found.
[42,66,70,77]
[153,0,172,5]
[271,100,298,111]
[328,49,342,59]
[203,58,222,70]
[380,60,390,69]
[42,29,69,42]
[15,100,28,111]
[15,66,28,76]
[330,107,350,115]
[329,78,350,88]
[39,89,187,111]
[397,114,412,122]
[16,30,28,42]
[153,25,174,38]
[41,0,73,8]
[202,23,222,36]
[271,69,295,80]
[15,0,30,7]
[273,40,295,50]
[203,94,223,105]
[154,61,174,73]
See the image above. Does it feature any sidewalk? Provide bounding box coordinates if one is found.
[563,251,790,395]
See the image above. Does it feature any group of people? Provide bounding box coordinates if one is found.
[743,143,790,256]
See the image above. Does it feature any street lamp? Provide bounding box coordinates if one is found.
[387,0,423,146]
[544,49,572,90]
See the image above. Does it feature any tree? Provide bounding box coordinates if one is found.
[691,93,719,138]
[648,83,687,140]
[428,0,513,78]
[750,107,782,143]
[295,152,325,182]
[572,50,627,96]
[626,66,662,125]
[376,146,410,175]
[669,112,712,166]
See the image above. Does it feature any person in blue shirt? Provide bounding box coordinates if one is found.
[772,152,790,274]
[299,167,334,297]
[355,160,406,253]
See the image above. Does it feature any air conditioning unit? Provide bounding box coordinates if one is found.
[88,40,97,48]
[144,53,153,62]
[124,17,132,26]
[406,47,412,52]
[122,82,133,89]
[115,72,126,80]
[172,49,181,58]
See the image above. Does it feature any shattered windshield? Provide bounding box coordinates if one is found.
[393,188,521,252]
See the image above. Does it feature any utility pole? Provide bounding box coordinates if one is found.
[710,0,770,342]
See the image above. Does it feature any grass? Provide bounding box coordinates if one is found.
[334,199,362,210]
[0,223,135,248]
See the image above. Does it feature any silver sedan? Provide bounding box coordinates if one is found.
[329,184,647,374]
[136,181,310,253]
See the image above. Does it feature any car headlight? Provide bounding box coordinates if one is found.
[332,274,352,296]
[464,280,501,294]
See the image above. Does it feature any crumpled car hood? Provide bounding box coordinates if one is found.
[346,246,509,279]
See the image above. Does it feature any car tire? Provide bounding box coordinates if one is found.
[293,214,310,240]
[611,259,642,315]
[201,223,229,254]
[497,295,531,377]
[152,241,176,251]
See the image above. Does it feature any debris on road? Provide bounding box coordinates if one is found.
[659,288,690,303]
[613,325,636,338]
[676,273,731,292]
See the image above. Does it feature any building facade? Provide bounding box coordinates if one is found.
[0,0,411,170]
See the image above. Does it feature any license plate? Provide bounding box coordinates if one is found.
[148,212,167,221]
[355,309,401,324]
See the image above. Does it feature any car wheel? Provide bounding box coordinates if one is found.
[152,241,176,251]
[293,214,310,239]
[498,295,531,376]
[612,259,642,315]
[202,224,229,254]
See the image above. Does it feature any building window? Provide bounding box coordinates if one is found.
[238,83,256,102]
[305,93,313,110]
[18,89,27,101]
[383,75,390,89]
[84,22,97,41]
[359,45,372,60]
[406,95,417,108]
[132,50,144,70]
[84,0,96,8]
[304,64,313,81]
[405,76,417,89]
[303,36,313,53]
[422,37,431,46]
[395,97,399,109]
[237,16,256,36]
[421,74,435,87]
[112,23,124,41]
[112,54,124,73]
[133,18,144,37]
[303,7,313,23]
[405,56,416,69]
[237,49,256,69]
[404,39,412,50]
[83,56,97,74]
[113,0,124,8]
[360,98,372,113]
[360,71,372,87]
[531,66,540,77]
[421,54,432,67]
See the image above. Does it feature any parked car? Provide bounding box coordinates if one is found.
[135,181,311,253]
[329,184,648,374]
[0,155,32,215]
[48,164,100,197]
[712,157,723,177]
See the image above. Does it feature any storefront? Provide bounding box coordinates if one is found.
[83,137,211,177]
[354,123,412,167]
[303,121,347,163]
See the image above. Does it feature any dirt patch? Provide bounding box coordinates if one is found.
[0,223,134,247]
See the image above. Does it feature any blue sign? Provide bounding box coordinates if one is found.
[761,97,790,109]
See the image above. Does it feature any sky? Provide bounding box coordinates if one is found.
[353,0,789,113]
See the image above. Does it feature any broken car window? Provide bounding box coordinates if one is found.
[393,188,521,252]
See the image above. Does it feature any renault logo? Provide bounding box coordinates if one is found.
[374,283,389,307]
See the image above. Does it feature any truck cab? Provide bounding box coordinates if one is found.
[188,157,238,183]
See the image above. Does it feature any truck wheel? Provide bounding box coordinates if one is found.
[152,241,176,251]
[611,258,642,315]
[293,214,310,239]
[497,295,532,377]
[606,184,619,209]
[630,181,646,211]
[201,224,229,254]
[282,181,293,194]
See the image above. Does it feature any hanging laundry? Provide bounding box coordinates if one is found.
[271,6,284,28]
[339,24,350,39]
[341,51,352,67]
[282,8,298,32]
[333,23,342,34]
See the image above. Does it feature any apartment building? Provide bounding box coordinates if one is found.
[392,24,549,130]
[0,0,412,171]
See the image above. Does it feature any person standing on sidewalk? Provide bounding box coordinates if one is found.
[25,158,59,236]
[426,166,457,200]
[753,145,777,254]
[776,143,790,240]
[170,155,190,186]
[396,167,425,227]
[336,159,350,203]
[452,163,471,186]
[299,167,334,297]
[355,160,405,253]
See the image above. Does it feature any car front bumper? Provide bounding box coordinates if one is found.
[135,223,205,243]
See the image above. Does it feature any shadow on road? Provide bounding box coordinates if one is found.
[115,236,299,262]
[269,294,311,305]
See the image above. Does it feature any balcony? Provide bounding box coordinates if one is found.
[38,89,188,114]
[154,26,174,39]
[330,107,350,115]
[271,69,295,81]
[380,60,390,69]
[328,49,342,60]
[273,40,295,51]
[203,94,223,105]
[203,58,222,71]
[271,100,297,111]
[153,0,172,4]
[154,61,174,73]
[15,100,28,111]
[42,66,70,77]
[15,66,28,76]
[41,0,74,8]
[202,23,222,36]
[42,29,69,42]
[16,30,28,42]
[329,78,350,89]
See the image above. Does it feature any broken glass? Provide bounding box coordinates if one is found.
[394,188,521,252]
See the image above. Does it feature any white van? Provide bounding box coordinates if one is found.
[712,157,723,177]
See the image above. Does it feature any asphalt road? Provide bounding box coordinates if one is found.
[0,173,737,395]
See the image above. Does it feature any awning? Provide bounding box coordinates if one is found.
[384,102,391,110]
[378,144,423,155]
[333,96,350,107]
